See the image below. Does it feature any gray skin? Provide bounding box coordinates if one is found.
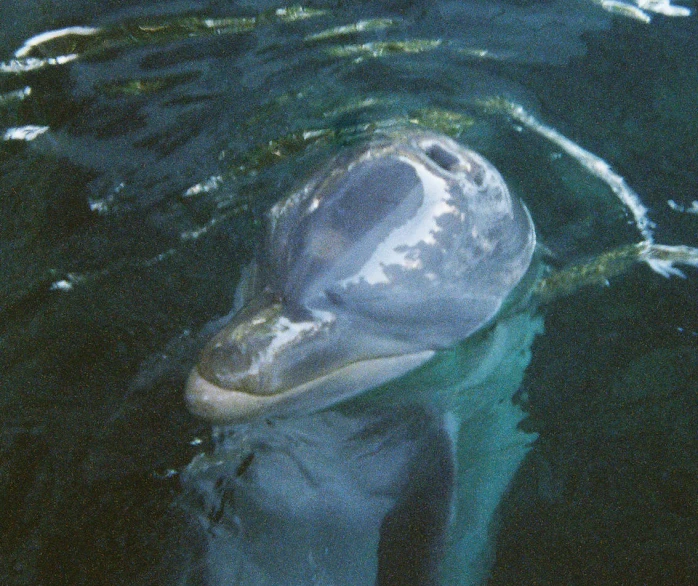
[185,130,536,423]
[182,130,537,586]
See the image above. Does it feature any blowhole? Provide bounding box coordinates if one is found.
[423,142,460,172]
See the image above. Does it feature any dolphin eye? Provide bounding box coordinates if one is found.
[423,143,460,172]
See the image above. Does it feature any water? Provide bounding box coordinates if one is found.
[1,1,697,584]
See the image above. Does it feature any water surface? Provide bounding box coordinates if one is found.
[1,1,697,584]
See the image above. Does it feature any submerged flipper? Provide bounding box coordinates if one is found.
[536,241,698,301]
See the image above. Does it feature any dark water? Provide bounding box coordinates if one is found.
[1,1,697,584]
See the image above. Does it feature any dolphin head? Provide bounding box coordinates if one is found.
[186,130,536,423]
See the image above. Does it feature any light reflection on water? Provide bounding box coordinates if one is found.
[1,1,697,585]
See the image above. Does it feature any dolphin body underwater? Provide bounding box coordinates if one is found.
[178,127,696,586]
[180,129,544,586]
